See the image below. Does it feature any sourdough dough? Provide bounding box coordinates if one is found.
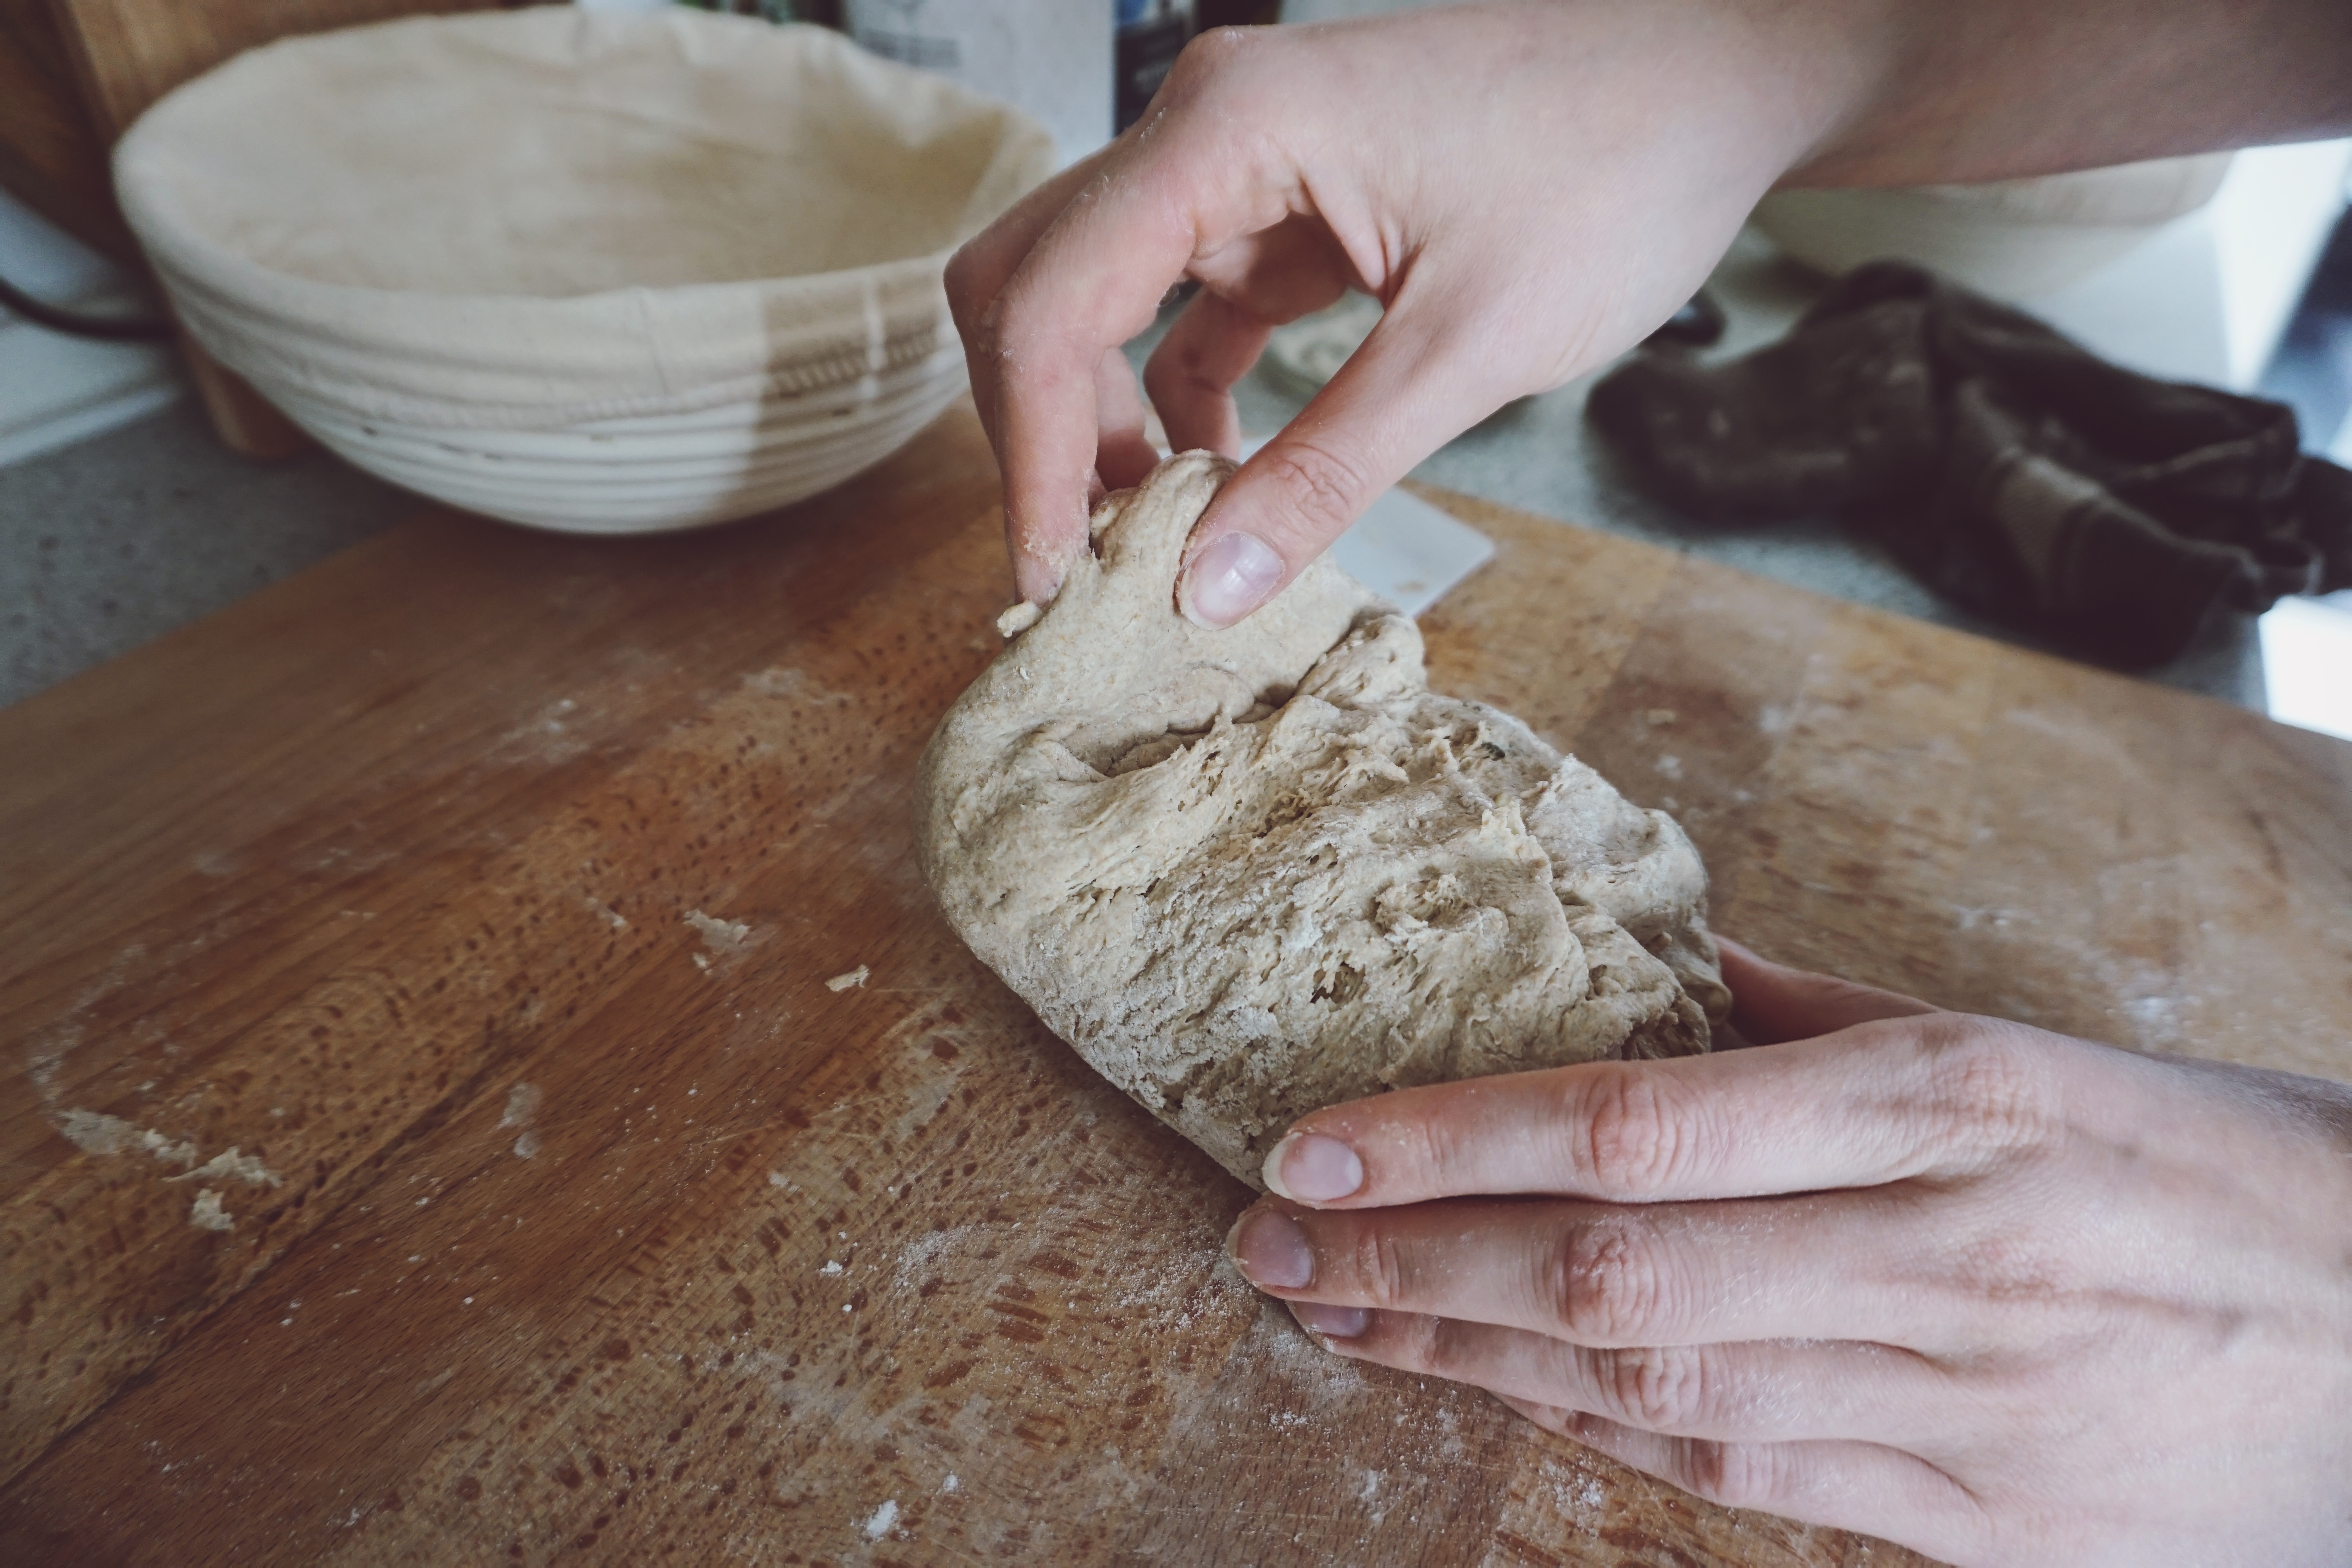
[916,452,1730,1188]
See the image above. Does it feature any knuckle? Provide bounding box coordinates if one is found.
[942,242,996,334]
[1564,1409,1615,1447]
[1411,1315,1474,1382]
[1923,1020,2058,1161]
[1946,1227,2064,1308]
[1588,1344,1711,1431]
[1345,1223,1414,1311]
[1252,440,1374,544]
[1404,1106,1486,1195]
[1553,1217,1672,1345]
[1160,25,1256,103]
[1569,1065,1692,1200]
[1679,1439,1782,1512]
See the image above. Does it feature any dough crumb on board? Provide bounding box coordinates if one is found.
[825,965,870,992]
[54,1108,196,1167]
[167,1146,284,1188]
[682,908,751,954]
[500,1082,543,1160]
[189,1189,235,1232]
[916,451,1730,1189]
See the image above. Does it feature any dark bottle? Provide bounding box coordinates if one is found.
[1116,0,1196,130]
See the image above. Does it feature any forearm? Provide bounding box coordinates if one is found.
[1787,0,2352,185]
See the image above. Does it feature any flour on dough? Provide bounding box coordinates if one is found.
[916,452,1730,1189]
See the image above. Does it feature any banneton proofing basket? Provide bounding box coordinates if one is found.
[113,9,1056,534]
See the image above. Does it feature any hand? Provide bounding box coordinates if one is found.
[1225,938,2352,1566]
[944,2,1871,619]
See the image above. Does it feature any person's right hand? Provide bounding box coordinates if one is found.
[944,1,1878,623]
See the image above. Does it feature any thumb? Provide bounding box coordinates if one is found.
[1175,291,1497,629]
[1714,936,1941,1046]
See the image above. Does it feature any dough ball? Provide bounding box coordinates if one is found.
[917,452,1730,1189]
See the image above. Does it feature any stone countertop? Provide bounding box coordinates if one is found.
[0,232,2265,713]
[1,398,417,709]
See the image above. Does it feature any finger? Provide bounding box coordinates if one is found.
[1094,348,1161,494]
[946,151,1123,450]
[987,139,1246,603]
[1176,283,1509,628]
[1230,1191,1941,1349]
[1142,288,1280,458]
[1296,1306,1956,1447]
[1504,1400,1989,1562]
[948,151,1152,602]
[1713,936,1940,1046]
[1260,1014,2054,1208]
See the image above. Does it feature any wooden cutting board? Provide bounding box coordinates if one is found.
[3,403,2348,1566]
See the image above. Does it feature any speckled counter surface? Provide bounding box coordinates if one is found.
[0,398,417,708]
[0,234,2266,713]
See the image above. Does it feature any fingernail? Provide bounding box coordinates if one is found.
[1263,1134,1363,1203]
[1289,1300,1370,1340]
[1227,1209,1314,1289]
[1180,532,1284,628]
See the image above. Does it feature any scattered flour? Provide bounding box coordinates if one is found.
[189,1189,234,1232]
[56,1111,284,1189]
[862,1499,898,1540]
[741,666,849,702]
[500,1083,544,1159]
[1561,1474,1609,1515]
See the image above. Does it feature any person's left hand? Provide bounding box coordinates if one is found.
[1224,939,2352,1566]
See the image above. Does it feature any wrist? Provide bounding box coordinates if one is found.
[1788,0,2352,188]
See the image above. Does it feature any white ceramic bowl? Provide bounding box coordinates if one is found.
[114,8,1055,533]
[1752,152,2234,299]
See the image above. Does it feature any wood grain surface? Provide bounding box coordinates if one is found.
[3,403,2348,1566]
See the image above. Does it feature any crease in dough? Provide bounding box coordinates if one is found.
[917,451,1730,1189]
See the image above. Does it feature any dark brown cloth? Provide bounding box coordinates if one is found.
[1587,260,2352,667]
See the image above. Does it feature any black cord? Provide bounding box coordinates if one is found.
[0,269,175,342]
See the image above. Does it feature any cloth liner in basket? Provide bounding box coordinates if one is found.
[114,8,1057,533]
